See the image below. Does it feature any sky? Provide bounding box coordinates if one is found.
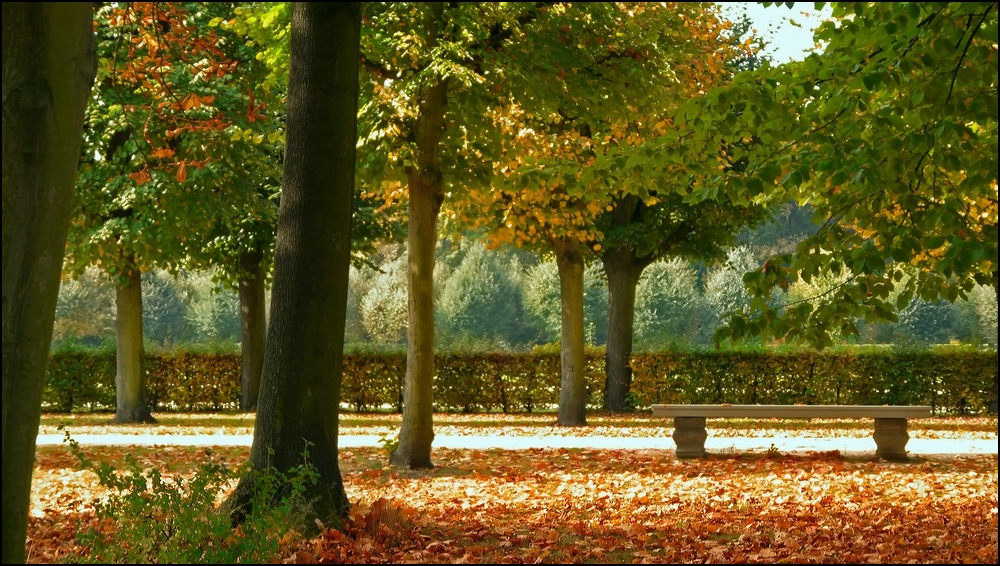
[719,2,834,64]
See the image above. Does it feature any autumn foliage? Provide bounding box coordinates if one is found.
[27,416,999,564]
[457,2,747,252]
[67,1,275,281]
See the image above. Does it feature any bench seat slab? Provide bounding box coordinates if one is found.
[651,404,931,419]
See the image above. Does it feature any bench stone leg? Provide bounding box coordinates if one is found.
[673,417,707,459]
[873,418,910,461]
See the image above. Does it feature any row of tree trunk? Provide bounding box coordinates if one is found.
[3,3,362,562]
[108,249,268,424]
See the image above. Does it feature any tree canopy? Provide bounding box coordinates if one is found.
[615,1,997,349]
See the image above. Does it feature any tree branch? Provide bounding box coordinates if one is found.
[945,7,991,105]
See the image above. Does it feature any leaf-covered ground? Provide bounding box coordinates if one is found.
[27,414,998,564]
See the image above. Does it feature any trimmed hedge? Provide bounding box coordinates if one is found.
[628,349,998,415]
[43,352,241,412]
[42,348,998,414]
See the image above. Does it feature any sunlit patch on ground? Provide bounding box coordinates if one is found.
[38,413,1000,440]
[27,418,998,564]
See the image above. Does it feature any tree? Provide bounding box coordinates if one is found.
[671,2,997,349]
[633,258,707,350]
[366,1,449,468]
[201,2,286,410]
[358,2,558,467]
[438,242,526,349]
[599,192,769,411]
[222,1,360,528]
[201,1,406,409]
[594,10,773,412]
[67,2,277,422]
[2,3,96,563]
[460,2,752,420]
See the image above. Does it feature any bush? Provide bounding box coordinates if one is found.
[64,431,318,564]
[628,345,997,414]
[181,270,241,344]
[45,346,997,415]
[345,266,372,344]
[970,284,998,348]
[437,243,526,349]
[359,253,408,345]
[703,245,760,330]
[897,299,957,346]
[634,258,709,349]
[53,267,116,348]
[142,270,192,348]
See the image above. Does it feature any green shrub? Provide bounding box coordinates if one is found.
[45,345,997,414]
[634,258,709,349]
[63,431,317,564]
[359,253,408,345]
[437,242,527,349]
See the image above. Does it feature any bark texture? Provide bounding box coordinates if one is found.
[390,1,448,470]
[113,258,155,423]
[601,247,643,412]
[222,1,361,528]
[554,237,588,426]
[1,3,95,563]
[239,249,266,411]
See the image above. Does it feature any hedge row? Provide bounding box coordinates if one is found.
[628,350,998,414]
[42,349,998,414]
[44,353,241,413]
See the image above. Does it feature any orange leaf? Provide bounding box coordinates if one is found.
[129,169,151,185]
[180,93,201,110]
[176,162,188,182]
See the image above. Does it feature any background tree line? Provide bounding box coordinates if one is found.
[54,209,999,354]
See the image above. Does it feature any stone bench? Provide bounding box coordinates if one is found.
[650,404,932,461]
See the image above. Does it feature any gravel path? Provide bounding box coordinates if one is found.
[35,432,998,459]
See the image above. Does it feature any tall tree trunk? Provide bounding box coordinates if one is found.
[554,237,588,426]
[602,246,644,412]
[222,1,360,528]
[1,4,95,563]
[113,257,155,423]
[239,248,266,411]
[599,194,654,412]
[390,2,448,470]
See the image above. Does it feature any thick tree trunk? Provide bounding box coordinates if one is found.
[599,194,655,413]
[1,4,95,563]
[554,237,588,426]
[239,249,266,411]
[602,247,644,412]
[113,258,155,423]
[222,2,360,529]
[390,2,448,470]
